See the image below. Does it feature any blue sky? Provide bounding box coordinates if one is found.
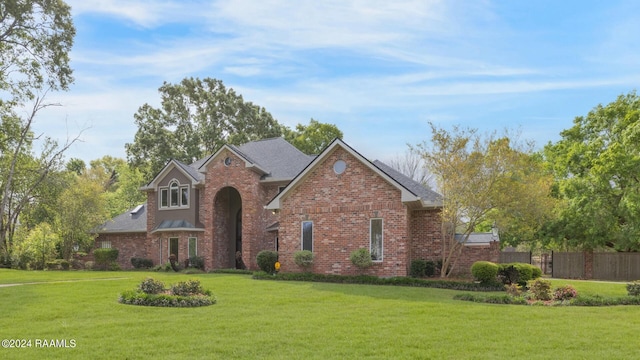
[37,0,640,165]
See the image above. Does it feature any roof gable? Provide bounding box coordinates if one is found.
[141,159,203,191]
[266,138,438,210]
[198,137,313,181]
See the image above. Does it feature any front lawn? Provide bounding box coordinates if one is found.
[0,270,637,359]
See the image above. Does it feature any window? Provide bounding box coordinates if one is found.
[302,221,313,251]
[169,237,179,259]
[370,219,383,261]
[170,182,179,206]
[160,189,168,207]
[100,240,111,249]
[159,180,189,209]
[188,237,197,258]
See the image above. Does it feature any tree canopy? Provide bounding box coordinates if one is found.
[543,91,640,251]
[415,123,554,276]
[0,0,74,102]
[285,119,343,155]
[126,77,344,179]
[0,0,76,264]
[125,77,285,178]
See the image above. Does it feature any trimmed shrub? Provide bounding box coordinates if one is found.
[497,264,519,285]
[293,250,314,270]
[171,279,205,296]
[553,285,578,301]
[498,263,539,286]
[188,256,205,270]
[410,259,427,278]
[139,278,165,294]
[84,261,94,270]
[471,261,499,284]
[425,260,436,277]
[626,281,640,296]
[131,257,154,269]
[94,248,119,269]
[505,283,522,297]
[350,248,373,269]
[256,250,279,273]
[527,278,552,301]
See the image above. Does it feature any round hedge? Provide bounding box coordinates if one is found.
[119,278,215,307]
[471,261,499,284]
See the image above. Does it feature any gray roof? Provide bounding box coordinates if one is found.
[95,204,147,233]
[234,138,315,180]
[152,219,203,232]
[175,159,204,182]
[372,160,442,206]
[455,232,500,245]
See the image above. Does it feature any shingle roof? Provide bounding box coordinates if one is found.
[372,160,442,206]
[175,159,204,182]
[235,138,315,180]
[95,204,147,233]
[152,219,203,232]
[455,232,500,245]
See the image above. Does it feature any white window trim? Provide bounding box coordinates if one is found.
[100,240,112,249]
[158,179,190,210]
[301,221,313,252]
[370,218,383,262]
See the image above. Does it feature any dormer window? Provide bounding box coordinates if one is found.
[159,180,189,209]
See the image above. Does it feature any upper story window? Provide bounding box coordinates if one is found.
[159,180,189,209]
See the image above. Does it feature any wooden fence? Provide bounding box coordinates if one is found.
[499,252,531,264]
[552,252,640,281]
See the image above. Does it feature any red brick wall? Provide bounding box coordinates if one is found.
[409,209,442,263]
[278,147,410,277]
[455,242,501,276]
[94,232,147,269]
[201,150,279,270]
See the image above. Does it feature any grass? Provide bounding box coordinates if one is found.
[0,270,638,359]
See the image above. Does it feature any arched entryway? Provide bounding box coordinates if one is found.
[212,187,242,268]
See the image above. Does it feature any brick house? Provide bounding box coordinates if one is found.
[94,137,498,276]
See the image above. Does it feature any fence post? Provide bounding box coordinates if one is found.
[584,251,594,279]
[551,251,554,278]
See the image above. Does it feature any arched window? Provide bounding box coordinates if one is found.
[159,179,189,209]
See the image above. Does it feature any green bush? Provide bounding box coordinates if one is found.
[471,261,499,284]
[187,256,205,270]
[171,279,204,296]
[410,259,427,278]
[138,278,165,294]
[44,259,70,270]
[350,248,373,269]
[94,248,119,269]
[498,263,539,286]
[131,257,154,269]
[256,250,279,273]
[553,285,578,301]
[119,291,214,307]
[84,261,94,270]
[293,250,314,270]
[626,281,640,296]
[527,278,552,301]
[425,260,436,277]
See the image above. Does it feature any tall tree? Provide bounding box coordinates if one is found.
[0,0,74,102]
[0,0,76,263]
[56,170,108,259]
[543,91,640,251]
[416,123,554,277]
[285,118,343,155]
[126,77,285,178]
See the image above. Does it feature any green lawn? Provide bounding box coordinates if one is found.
[0,269,638,359]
